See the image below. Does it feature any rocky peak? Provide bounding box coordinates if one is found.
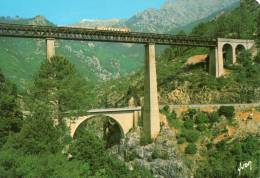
[125,0,240,33]
[29,15,54,26]
[161,0,175,10]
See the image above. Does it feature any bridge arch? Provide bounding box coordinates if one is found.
[222,43,233,66]
[235,44,246,63]
[69,114,124,138]
[67,110,139,139]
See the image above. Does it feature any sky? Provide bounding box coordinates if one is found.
[0,0,166,25]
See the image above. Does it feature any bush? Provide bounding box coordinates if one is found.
[218,106,235,119]
[184,130,200,143]
[184,120,194,129]
[177,137,186,144]
[152,149,169,160]
[209,112,220,123]
[167,111,177,121]
[183,109,197,120]
[195,112,209,124]
[171,110,177,119]
[185,143,197,154]
[166,111,179,128]
[197,124,207,132]
[161,105,170,114]
[255,53,260,64]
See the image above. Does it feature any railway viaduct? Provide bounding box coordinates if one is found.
[0,23,255,141]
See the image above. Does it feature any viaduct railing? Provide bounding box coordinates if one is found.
[0,23,216,47]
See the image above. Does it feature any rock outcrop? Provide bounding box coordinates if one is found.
[110,126,191,178]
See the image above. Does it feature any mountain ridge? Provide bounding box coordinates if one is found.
[71,0,240,33]
[0,0,241,90]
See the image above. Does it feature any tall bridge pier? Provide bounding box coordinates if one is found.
[143,43,160,141]
[45,39,161,140]
[46,38,55,61]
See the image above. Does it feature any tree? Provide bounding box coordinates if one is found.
[4,103,68,154]
[0,147,90,177]
[71,129,153,177]
[0,69,22,147]
[218,106,235,119]
[257,11,260,51]
[184,130,200,143]
[29,56,97,120]
[185,143,197,154]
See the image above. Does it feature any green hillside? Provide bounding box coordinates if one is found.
[0,0,239,90]
[97,0,260,107]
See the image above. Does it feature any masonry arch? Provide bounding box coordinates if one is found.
[222,43,233,66]
[71,114,125,138]
[235,44,246,63]
[72,114,125,147]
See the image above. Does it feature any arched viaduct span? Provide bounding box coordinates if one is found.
[210,38,255,77]
[0,23,255,140]
[67,107,141,138]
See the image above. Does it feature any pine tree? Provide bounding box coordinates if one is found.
[0,69,22,147]
[29,56,97,119]
[257,11,260,50]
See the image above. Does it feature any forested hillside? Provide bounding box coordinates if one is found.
[0,57,153,177]
[0,0,239,89]
[0,0,260,177]
[97,0,260,107]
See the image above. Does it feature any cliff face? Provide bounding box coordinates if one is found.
[72,0,240,33]
[123,0,240,33]
[110,126,191,178]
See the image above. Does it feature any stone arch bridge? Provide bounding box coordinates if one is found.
[66,107,141,138]
[209,38,255,77]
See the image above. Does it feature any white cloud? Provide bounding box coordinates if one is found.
[257,0,260,4]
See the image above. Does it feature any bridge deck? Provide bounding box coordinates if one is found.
[88,107,142,114]
[0,23,217,47]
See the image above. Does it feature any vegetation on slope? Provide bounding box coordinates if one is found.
[0,57,153,177]
[162,106,260,178]
[97,0,260,106]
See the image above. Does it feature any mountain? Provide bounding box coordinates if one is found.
[0,15,54,26]
[122,0,239,33]
[0,16,147,89]
[0,0,241,90]
[72,0,240,33]
[97,0,260,107]
[70,18,126,28]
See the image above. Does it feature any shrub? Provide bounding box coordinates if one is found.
[177,133,186,139]
[218,106,235,119]
[152,149,169,160]
[195,112,209,124]
[167,112,177,121]
[185,143,197,154]
[151,149,160,159]
[161,105,170,114]
[184,120,194,129]
[183,109,197,120]
[171,110,177,120]
[254,53,260,64]
[184,130,200,143]
[197,124,207,132]
[177,137,186,144]
[166,110,179,128]
[209,112,219,123]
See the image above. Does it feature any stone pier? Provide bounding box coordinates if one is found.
[143,43,160,141]
[46,38,55,61]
